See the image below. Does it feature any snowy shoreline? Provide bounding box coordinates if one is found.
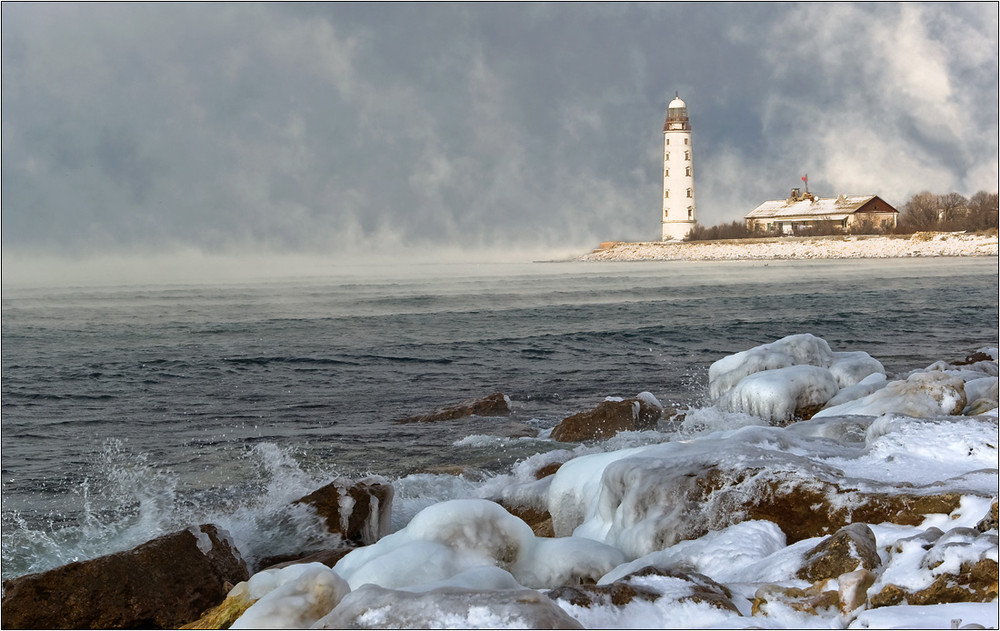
[211,335,998,629]
[579,232,999,262]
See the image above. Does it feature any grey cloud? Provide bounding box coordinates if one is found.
[2,2,996,261]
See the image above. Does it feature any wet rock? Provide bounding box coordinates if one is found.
[500,502,554,538]
[954,351,997,366]
[796,523,881,582]
[394,392,510,423]
[534,461,564,480]
[547,566,739,613]
[293,476,393,545]
[1,524,248,630]
[255,546,357,572]
[551,395,663,442]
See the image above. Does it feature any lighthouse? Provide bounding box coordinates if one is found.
[661,94,696,241]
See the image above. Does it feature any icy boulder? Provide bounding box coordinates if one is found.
[332,499,624,591]
[716,365,840,423]
[813,371,967,419]
[828,351,886,388]
[230,563,351,629]
[708,334,835,400]
[314,583,584,629]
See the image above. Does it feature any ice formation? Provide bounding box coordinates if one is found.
[225,334,998,630]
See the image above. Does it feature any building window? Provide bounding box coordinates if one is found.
[685,166,691,177]
[666,139,670,145]
[665,190,670,198]
[684,138,689,145]
[687,207,693,220]
[686,188,692,198]
[684,150,690,161]
[665,151,670,160]
[664,168,669,177]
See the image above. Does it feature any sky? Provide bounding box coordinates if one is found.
[2,2,998,280]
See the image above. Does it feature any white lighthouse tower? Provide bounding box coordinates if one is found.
[661,94,696,241]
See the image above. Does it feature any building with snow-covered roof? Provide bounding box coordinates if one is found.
[745,189,898,235]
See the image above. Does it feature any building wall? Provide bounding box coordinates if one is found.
[662,129,695,240]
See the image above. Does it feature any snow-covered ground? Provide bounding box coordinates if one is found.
[580,233,999,261]
[219,334,998,629]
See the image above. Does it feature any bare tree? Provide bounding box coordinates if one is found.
[937,192,969,228]
[966,191,999,232]
[900,191,941,231]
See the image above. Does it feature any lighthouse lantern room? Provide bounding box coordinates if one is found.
[661,94,696,241]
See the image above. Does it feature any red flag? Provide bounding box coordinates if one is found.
[801,175,808,182]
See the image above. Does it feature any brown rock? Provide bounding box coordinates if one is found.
[737,474,967,543]
[180,585,256,630]
[547,582,660,608]
[501,502,554,538]
[796,523,881,582]
[395,392,510,423]
[293,477,393,545]
[752,584,840,616]
[1,524,248,630]
[255,546,357,572]
[551,397,663,442]
[955,351,995,366]
[534,461,564,479]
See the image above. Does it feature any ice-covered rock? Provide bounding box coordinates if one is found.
[230,563,350,629]
[332,499,624,591]
[546,419,994,557]
[292,476,393,546]
[708,333,834,400]
[813,370,967,418]
[822,372,887,408]
[314,583,584,629]
[828,351,885,387]
[716,364,840,422]
[869,526,999,607]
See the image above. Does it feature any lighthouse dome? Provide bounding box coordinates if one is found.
[668,96,686,109]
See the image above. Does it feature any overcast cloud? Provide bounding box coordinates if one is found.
[2,2,997,272]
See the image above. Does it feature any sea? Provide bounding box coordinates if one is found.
[2,257,997,581]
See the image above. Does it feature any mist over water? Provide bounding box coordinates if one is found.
[2,258,997,580]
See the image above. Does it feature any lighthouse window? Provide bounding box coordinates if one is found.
[684,138,689,145]
[688,207,693,219]
[666,139,670,145]
[665,190,670,198]
[686,188,692,198]
[665,151,670,160]
[684,151,690,160]
[685,166,691,176]
[664,168,669,177]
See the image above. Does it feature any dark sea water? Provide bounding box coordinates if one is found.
[2,258,997,580]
